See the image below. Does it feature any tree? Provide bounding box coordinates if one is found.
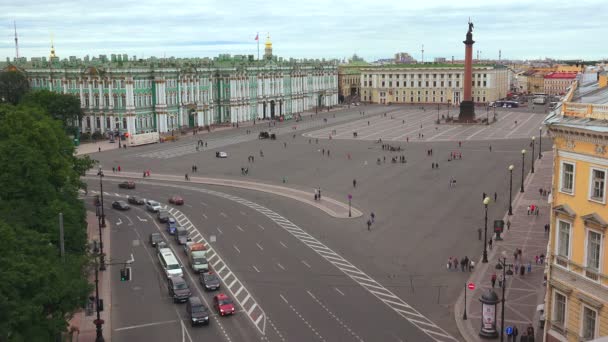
[0,104,93,340]
[21,90,83,128]
[0,70,30,105]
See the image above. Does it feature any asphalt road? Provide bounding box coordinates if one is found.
[86,187,261,342]
[89,104,551,340]
[93,179,448,341]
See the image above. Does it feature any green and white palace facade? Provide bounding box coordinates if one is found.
[2,53,338,137]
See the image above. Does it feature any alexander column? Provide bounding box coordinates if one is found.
[459,20,476,122]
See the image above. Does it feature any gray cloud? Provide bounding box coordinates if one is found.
[1,0,606,61]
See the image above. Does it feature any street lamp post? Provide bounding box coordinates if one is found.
[447,100,451,119]
[348,194,352,218]
[97,167,106,227]
[520,149,526,193]
[486,105,489,125]
[482,197,490,263]
[531,136,535,174]
[538,127,543,159]
[463,282,468,320]
[94,256,105,342]
[496,257,514,342]
[508,165,514,216]
[437,103,440,124]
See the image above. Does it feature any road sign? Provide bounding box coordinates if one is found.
[505,326,513,335]
[467,282,476,290]
[210,235,216,243]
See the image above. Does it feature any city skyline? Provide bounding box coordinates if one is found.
[1,0,607,62]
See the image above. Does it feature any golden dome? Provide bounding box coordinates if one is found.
[265,33,272,48]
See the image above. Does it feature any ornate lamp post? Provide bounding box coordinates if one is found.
[94,256,105,342]
[520,149,526,193]
[482,197,490,263]
[348,194,352,218]
[97,166,106,227]
[538,126,543,159]
[437,103,440,124]
[486,105,490,125]
[496,257,514,342]
[531,136,535,173]
[508,165,514,216]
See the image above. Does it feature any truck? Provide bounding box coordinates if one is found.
[186,243,209,273]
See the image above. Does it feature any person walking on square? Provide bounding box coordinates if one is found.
[488,238,493,250]
[367,219,372,231]
[535,206,539,216]
[494,192,497,202]
[370,212,375,223]
[469,260,475,271]
[520,264,525,276]
[453,257,459,270]
[527,261,532,273]
[491,273,497,288]
[353,179,357,188]
[447,257,452,270]
[118,165,121,172]
[527,205,531,215]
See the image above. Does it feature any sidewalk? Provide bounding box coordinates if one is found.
[88,170,363,219]
[455,152,552,341]
[68,210,112,342]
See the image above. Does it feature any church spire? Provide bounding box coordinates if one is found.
[264,33,273,60]
[50,32,57,59]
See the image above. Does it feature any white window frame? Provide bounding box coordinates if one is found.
[552,290,568,329]
[555,219,572,269]
[584,227,603,275]
[559,161,576,195]
[588,167,607,204]
[580,304,598,340]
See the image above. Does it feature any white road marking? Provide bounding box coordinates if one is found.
[301,260,311,268]
[279,294,288,304]
[220,212,228,218]
[200,201,208,206]
[277,263,286,271]
[228,279,238,289]
[217,227,223,234]
[180,319,194,342]
[279,241,287,248]
[279,293,326,342]
[307,290,364,342]
[247,303,258,315]
[335,288,345,296]
[236,225,245,232]
[233,245,241,253]
[202,214,208,219]
[240,211,247,216]
[114,320,178,331]
[252,265,260,273]
[116,218,123,226]
[256,242,264,251]
[258,224,265,230]
[136,216,147,222]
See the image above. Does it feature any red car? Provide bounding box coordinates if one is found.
[213,293,235,316]
[169,195,184,205]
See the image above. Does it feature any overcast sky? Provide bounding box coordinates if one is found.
[1,0,606,62]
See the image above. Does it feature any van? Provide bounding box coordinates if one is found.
[158,248,183,278]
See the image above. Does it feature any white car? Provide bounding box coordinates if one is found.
[216,151,228,158]
[145,199,162,212]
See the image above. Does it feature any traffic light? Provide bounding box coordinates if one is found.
[120,267,131,281]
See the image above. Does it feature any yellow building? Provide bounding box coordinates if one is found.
[528,71,548,94]
[544,81,608,342]
[599,71,607,89]
[359,63,509,105]
[338,61,368,99]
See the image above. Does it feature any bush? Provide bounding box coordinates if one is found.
[92,131,103,141]
[80,132,91,141]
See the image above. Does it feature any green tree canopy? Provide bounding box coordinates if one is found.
[0,104,94,340]
[0,70,30,105]
[21,90,83,128]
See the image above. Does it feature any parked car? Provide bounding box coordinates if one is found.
[213,293,235,316]
[168,276,191,303]
[258,131,270,139]
[118,181,136,189]
[186,297,210,326]
[149,233,163,247]
[169,195,184,205]
[157,210,170,223]
[145,200,162,212]
[127,196,144,205]
[216,151,228,158]
[112,200,130,210]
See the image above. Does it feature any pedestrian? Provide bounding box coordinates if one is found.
[514,250,518,260]
[112,167,116,173]
[143,171,146,178]
[327,150,330,157]
[527,261,532,273]
[489,145,492,152]
[436,163,439,168]
[185,173,189,181]
[520,264,525,276]
[494,192,497,202]
[512,326,519,341]
[489,238,493,250]
[353,179,357,188]
[544,223,549,233]
[483,192,487,200]
[535,255,539,264]
[527,205,531,215]
[284,142,287,148]
[507,220,511,230]
[535,206,539,216]
[370,212,375,223]
[453,257,459,269]
[367,219,372,231]
[205,142,207,147]
[518,248,522,259]
[469,260,475,271]
[118,165,121,172]
[322,148,325,156]
[498,274,504,288]
[432,163,435,169]
[98,147,101,152]
[539,187,543,196]
[447,257,452,270]
[461,258,466,272]
[282,176,287,183]
[491,273,497,287]
[459,141,461,147]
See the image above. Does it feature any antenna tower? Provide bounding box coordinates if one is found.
[421,44,424,64]
[14,21,19,59]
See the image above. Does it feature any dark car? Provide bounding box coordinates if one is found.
[149,233,163,247]
[118,181,136,189]
[128,196,145,205]
[175,226,190,245]
[168,276,191,303]
[258,131,269,139]
[166,218,177,235]
[186,296,210,326]
[112,200,130,210]
[200,272,220,291]
[157,210,170,223]
[169,195,184,205]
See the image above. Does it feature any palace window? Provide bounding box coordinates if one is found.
[553,291,567,328]
[585,230,602,272]
[433,81,436,87]
[389,82,392,87]
[560,162,575,194]
[396,81,400,87]
[581,305,597,340]
[556,220,571,260]
[411,82,414,87]
[425,81,429,87]
[589,168,606,202]
[456,81,460,87]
